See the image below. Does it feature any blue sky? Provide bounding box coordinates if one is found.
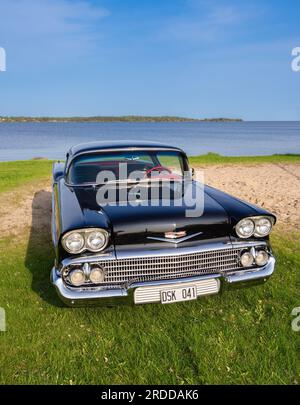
[0,0,299,120]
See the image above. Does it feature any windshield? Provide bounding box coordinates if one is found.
[67,150,188,185]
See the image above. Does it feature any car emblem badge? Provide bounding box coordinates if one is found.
[165,231,187,239]
[147,231,203,244]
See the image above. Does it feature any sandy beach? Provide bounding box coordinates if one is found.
[198,163,300,227]
[0,163,299,239]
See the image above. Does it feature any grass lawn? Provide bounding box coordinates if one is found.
[189,152,300,165]
[0,232,299,385]
[0,158,299,384]
[0,160,53,194]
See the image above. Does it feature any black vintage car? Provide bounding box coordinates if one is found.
[51,141,276,306]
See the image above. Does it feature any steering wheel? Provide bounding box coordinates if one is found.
[145,165,172,178]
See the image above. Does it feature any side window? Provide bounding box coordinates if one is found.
[156,153,184,176]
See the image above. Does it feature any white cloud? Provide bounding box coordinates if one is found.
[0,0,109,36]
[157,2,257,43]
[0,0,110,70]
[209,6,239,25]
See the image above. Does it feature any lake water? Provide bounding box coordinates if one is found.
[0,121,299,161]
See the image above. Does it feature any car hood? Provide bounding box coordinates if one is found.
[73,182,231,251]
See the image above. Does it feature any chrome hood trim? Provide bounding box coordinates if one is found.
[147,231,203,244]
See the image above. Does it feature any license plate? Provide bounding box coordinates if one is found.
[160,285,197,304]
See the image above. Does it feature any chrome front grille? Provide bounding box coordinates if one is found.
[63,247,245,287]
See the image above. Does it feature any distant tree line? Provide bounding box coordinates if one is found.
[0,115,243,123]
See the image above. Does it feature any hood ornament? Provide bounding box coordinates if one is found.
[147,231,203,244]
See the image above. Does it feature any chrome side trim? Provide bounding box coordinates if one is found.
[230,240,270,247]
[51,189,57,247]
[61,252,116,268]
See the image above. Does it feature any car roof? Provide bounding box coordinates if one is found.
[68,140,185,157]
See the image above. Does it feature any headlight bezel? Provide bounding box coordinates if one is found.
[62,228,109,254]
[240,251,254,267]
[69,268,86,286]
[255,250,269,266]
[63,231,85,254]
[86,230,108,252]
[235,218,255,239]
[235,216,274,239]
[254,217,273,237]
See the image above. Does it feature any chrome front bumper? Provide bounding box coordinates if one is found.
[50,256,275,307]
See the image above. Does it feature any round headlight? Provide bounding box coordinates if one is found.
[236,218,255,238]
[63,232,85,253]
[86,231,107,252]
[255,250,269,266]
[89,267,105,283]
[69,269,85,286]
[240,251,254,267]
[255,217,272,237]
